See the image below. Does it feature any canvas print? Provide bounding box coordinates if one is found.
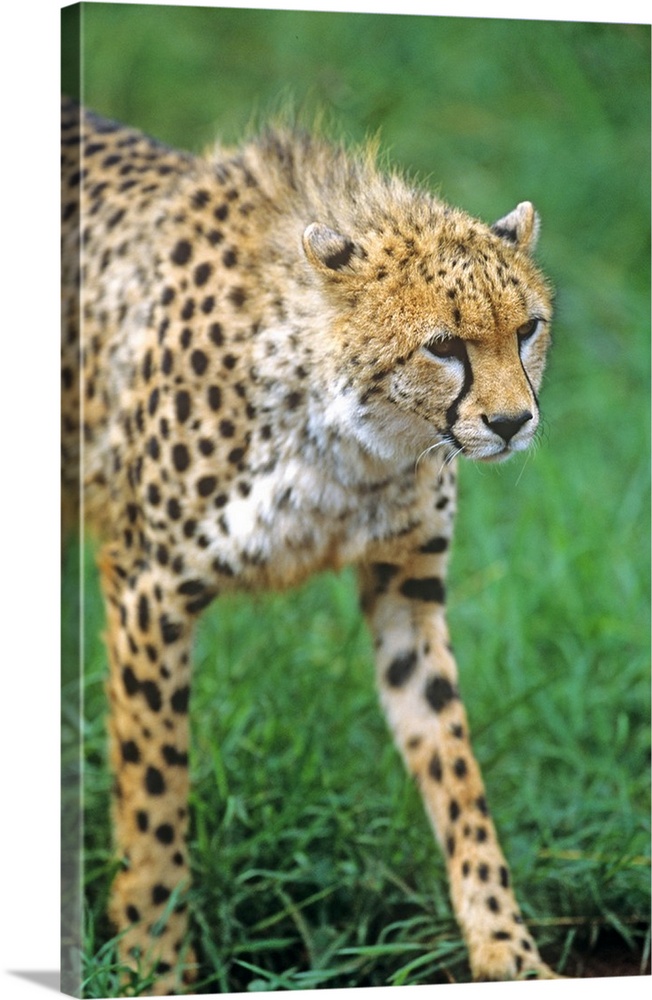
[61,3,651,996]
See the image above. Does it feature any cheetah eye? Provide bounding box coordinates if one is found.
[516,318,540,343]
[424,336,467,362]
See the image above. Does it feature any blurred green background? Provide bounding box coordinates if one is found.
[61,4,650,994]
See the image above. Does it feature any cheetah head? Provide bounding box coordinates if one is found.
[302,201,552,465]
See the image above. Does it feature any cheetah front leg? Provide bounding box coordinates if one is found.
[98,544,198,995]
[359,554,558,982]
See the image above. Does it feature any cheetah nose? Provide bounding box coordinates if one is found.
[482,410,533,443]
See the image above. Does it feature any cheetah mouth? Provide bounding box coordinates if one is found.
[442,432,514,465]
[475,447,513,463]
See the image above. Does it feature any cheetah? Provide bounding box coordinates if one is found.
[61,95,557,994]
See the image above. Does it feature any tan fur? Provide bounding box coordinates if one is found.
[61,96,555,993]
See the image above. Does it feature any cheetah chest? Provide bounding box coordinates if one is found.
[191,449,430,590]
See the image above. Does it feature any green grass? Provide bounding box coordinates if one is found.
[61,5,650,995]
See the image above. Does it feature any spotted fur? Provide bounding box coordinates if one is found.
[61,96,556,993]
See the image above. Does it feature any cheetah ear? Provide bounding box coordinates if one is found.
[491,201,540,254]
[302,223,364,275]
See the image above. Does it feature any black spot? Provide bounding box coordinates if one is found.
[142,351,153,382]
[214,203,229,221]
[197,475,217,497]
[223,353,238,370]
[386,650,418,687]
[162,744,189,766]
[446,834,455,857]
[171,240,192,265]
[180,298,195,321]
[324,240,355,271]
[104,206,125,229]
[520,938,532,951]
[175,390,191,423]
[476,795,489,816]
[137,594,150,633]
[212,558,234,576]
[171,686,190,713]
[209,322,224,346]
[372,562,399,594]
[222,248,237,268]
[476,826,488,843]
[122,666,140,696]
[449,799,460,822]
[177,579,205,596]
[419,536,448,554]
[172,443,190,472]
[462,861,470,876]
[399,577,445,602]
[160,615,182,645]
[229,287,246,308]
[186,593,214,614]
[121,740,140,764]
[286,390,303,410]
[84,141,107,156]
[152,884,171,905]
[155,823,175,845]
[147,483,161,506]
[148,387,160,417]
[424,675,458,712]
[207,385,222,410]
[201,295,215,314]
[145,766,165,795]
[493,930,512,942]
[453,757,467,778]
[155,962,172,975]
[141,680,162,712]
[219,418,235,437]
[499,866,510,889]
[451,724,465,739]
[428,752,443,781]
[191,189,210,208]
[487,896,500,913]
[194,262,212,286]
[136,810,149,832]
[478,864,489,882]
[126,905,140,922]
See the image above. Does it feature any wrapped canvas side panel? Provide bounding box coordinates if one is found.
[61,5,82,996]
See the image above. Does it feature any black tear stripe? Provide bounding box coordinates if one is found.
[520,360,540,412]
[445,348,474,431]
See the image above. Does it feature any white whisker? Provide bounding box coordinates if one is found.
[443,446,463,469]
[415,439,449,472]
[514,447,532,487]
